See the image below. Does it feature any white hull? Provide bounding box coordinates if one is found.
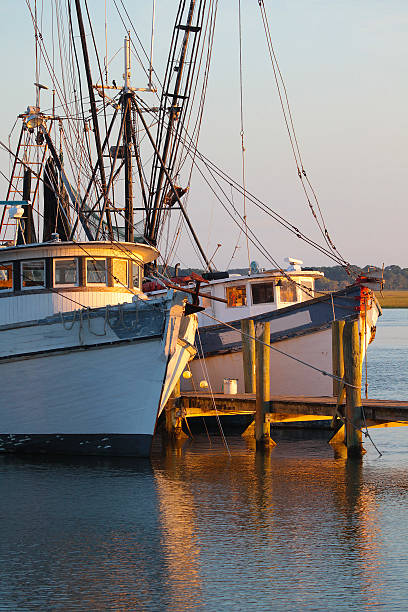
[0,293,197,456]
[184,285,381,398]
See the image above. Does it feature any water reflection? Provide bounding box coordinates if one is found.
[0,431,407,610]
[151,434,402,611]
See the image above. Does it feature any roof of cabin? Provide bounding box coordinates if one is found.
[0,241,159,264]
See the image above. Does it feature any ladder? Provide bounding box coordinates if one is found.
[0,123,48,244]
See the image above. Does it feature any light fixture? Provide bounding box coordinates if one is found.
[25,114,46,130]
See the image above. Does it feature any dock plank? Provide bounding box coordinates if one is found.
[179,392,408,424]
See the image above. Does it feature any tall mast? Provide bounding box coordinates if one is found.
[74,0,113,240]
[123,35,134,243]
[147,0,197,245]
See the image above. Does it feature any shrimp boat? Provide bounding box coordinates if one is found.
[0,3,202,456]
[167,259,382,397]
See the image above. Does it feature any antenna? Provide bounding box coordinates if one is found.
[124,33,131,92]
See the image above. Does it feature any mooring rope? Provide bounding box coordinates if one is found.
[201,311,361,390]
[195,327,231,456]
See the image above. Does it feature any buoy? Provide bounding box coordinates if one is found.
[183,370,192,379]
[199,380,208,389]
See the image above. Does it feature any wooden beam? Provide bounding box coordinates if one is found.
[343,320,363,457]
[241,319,256,393]
[255,322,275,448]
[332,320,345,396]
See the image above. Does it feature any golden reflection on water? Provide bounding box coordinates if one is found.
[152,436,386,610]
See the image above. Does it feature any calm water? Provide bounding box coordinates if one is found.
[1,310,408,611]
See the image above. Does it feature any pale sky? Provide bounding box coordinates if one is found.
[0,1,407,271]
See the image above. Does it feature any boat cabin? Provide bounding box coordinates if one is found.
[197,264,324,327]
[0,240,158,325]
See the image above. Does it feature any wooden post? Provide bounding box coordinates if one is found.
[332,320,345,396]
[343,319,363,457]
[164,378,187,440]
[241,319,256,393]
[255,321,274,448]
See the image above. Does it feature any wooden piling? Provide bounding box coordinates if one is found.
[255,321,275,448]
[165,379,188,440]
[241,319,256,393]
[332,320,345,396]
[343,319,363,457]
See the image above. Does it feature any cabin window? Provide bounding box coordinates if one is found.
[279,280,298,302]
[226,285,247,308]
[200,291,213,309]
[0,263,13,291]
[21,260,46,289]
[252,282,274,305]
[86,258,107,285]
[131,262,140,289]
[54,258,78,286]
[112,259,128,287]
[298,280,314,300]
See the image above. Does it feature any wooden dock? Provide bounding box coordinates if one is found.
[179,391,408,426]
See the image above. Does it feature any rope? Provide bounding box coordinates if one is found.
[195,327,231,456]
[237,0,251,274]
[201,310,361,390]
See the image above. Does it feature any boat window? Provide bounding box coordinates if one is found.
[298,279,314,300]
[86,258,107,285]
[279,280,298,302]
[0,263,13,291]
[200,291,212,309]
[21,260,45,289]
[252,282,274,304]
[226,285,247,308]
[54,258,78,286]
[112,258,128,287]
[131,262,140,289]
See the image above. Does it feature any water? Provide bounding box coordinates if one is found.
[1,310,408,611]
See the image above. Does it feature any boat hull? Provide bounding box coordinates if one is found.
[0,294,197,457]
[185,284,381,397]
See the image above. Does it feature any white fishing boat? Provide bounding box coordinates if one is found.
[178,260,382,397]
[0,2,204,456]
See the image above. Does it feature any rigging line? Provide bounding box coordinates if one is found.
[173,0,217,182]
[258,0,351,271]
[192,146,354,271]
[195,326,231,456]
[202,311,362,390]
[226,185,243,269]
[184,144,337,297]
[112,0,161,96]
[258,3,330,249]
[84,0,118,233]
[157,108,354,270]
[238,0,251,274]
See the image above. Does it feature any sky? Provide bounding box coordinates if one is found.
[0,1,407,271]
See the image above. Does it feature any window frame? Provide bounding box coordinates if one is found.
[20,259,46,291]
[86,257,107,286]
[0,262,13,292]
[53,257,79,288]
[278,280,299,303]
[225,284,247,308]
[131,261,141,290]
[112,258,129,288]
[251,282,275,305]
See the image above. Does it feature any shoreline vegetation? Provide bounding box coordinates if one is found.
[173,265,408,308]
[375,291,408,309]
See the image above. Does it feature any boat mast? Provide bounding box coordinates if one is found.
[74,0,113,240]
[146,0,197,245]
[123,35,134,243]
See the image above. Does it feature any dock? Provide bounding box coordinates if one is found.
[179,392,408,425]
[164,319,407,457]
